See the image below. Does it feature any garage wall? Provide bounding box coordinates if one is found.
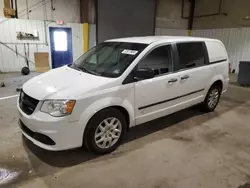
[0,0,80,23]
[193,28,250,73]
[194,0,250,29]
[0,18,86,72]
[155,26,250,73]
[155,28,188,36]
[156,0,189,29]
[192,0,250,73]
[155,0,250,74]
[155,0,250,30]
[97,0,156,43]
[89,24,96,48]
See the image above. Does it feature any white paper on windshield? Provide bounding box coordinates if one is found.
[121,49,138,55]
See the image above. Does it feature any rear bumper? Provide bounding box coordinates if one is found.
[222,78,230,93]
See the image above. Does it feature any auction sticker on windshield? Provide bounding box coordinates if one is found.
[121,49,138,55]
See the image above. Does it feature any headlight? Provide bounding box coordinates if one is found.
[40,100,76,117]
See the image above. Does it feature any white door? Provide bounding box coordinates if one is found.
[175,42,213,105]
[134,44,181,125]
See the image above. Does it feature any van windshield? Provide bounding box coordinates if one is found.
[71,42,147,78]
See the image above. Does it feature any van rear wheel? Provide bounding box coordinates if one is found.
[201,84,222,112]
[83,108,126,154]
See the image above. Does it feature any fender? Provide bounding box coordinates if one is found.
[78,97,135,133]
[207,75,224,92]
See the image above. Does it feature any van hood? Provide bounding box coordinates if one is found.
[22,66,115,100]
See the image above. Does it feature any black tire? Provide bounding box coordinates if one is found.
[83,108,127,154]
[21,67,30,75]
[201,84,222,112]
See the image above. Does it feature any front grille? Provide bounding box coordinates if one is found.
[19,91,39,115]
[19,120,56,145]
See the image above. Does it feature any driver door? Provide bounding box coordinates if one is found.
[134,44,180,125]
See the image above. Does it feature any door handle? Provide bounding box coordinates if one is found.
[168,78,178,83]
[181,75,190,80]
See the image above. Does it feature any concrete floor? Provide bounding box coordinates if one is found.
[0,72,40,98]
[1,74,250,188]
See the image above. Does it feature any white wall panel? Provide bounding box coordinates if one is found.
[193,28,250,73]
[0,0,80,23]
[0,19,47,44]
[155,28,188,36]
[0,18,88,72]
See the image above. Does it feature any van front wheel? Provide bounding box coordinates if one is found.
[201,85,221,112]
[83,108,126,154]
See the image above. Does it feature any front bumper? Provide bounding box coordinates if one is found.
[18,103,83,151]
[19,120,56,146]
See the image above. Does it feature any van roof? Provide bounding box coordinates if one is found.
[106,36,219,44]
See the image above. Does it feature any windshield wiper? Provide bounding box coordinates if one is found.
[70,64,82,71]
[71,63,100,76]
[80,66,101,76]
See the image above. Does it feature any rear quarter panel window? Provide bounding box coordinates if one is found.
[205,41,228,62]
[176,42,206,69]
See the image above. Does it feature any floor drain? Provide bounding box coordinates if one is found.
[0,167,20,185]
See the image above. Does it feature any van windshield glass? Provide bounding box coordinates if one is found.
[71,42,147,78]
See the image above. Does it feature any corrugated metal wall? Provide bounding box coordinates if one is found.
[0,19,86,72]
[193,28,250,73]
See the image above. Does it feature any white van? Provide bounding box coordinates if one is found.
[18,36,229,154]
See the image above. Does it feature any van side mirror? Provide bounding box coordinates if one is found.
[134,68,155,81]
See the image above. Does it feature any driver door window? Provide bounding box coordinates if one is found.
[138,45,173,76]
[134,44,180,125]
